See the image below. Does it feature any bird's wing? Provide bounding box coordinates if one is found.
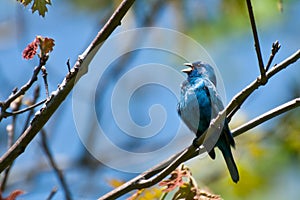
[200,79,227,153]
[204,79,235,147]
[204,79,225,118]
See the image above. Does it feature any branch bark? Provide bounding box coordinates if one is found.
[226,49,300,121]
[246,0,266,80]
[232,97,300,137]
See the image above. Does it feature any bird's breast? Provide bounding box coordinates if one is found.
[178,80,212,135]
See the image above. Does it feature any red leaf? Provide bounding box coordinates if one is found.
[22,38,39,60]
[0,190,24,200]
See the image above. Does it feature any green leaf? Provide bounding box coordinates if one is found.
[17,0,33,6]
[31,0,52,17]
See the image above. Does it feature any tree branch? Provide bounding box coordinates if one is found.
[4,99,46,117]
[226,49,300,121]
[0,0,136,173]
[0,96,22,191]
[0,55,48,121]
[41,129,72,200]
[22,86,41,133]
[246,0,266,80]
[41,66,49,97]
[232,97,300,137]
[46,187,58,200]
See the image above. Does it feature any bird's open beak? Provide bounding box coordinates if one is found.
[181,63,193,73]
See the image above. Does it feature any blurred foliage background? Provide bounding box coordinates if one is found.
[0,0,299,199]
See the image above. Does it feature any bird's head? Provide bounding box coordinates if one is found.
[182,61,217,86]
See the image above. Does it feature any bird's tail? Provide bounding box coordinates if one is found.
[220,146,239,183]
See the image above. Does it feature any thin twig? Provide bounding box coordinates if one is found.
[40,129,72,200]
[265,40,281,71]
[66,58,71,73]
[246,0,266,81]
[22,86,41,135]
[0,54,48,121]
[41,66,49,98]
[232,97,300,137]
[0,97,22,191]
[0,127,14,191]
[5,99,46,117]
[46,186,58,200]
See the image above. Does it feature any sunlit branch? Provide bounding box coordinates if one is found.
[232,97,300,137]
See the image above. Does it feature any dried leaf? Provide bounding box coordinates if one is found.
[37,36,55,55]
[160,165,221,200]
[159,164,191,192]
[194,189,221,200]
[172,183,195,200]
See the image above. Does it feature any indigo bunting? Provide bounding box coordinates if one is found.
[177,61,239,183]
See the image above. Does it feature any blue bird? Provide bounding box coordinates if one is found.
[177,61,239,183]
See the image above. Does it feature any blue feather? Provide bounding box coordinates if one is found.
[178,61,239,183]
